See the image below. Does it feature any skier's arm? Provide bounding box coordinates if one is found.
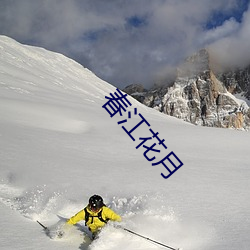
[67,209,85,225]
[104,207,122,222]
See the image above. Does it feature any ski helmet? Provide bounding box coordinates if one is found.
[89,195,104,210]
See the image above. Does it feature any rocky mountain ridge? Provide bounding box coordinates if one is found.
[123,49,250,130]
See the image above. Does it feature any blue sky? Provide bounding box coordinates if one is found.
[206,0,249,28]
[0,0,249,88]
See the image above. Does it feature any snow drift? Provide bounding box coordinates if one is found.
[0,36,250,250]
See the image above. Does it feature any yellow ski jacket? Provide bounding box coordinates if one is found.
[67,206,121,233]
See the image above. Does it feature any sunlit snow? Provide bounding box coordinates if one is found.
[0,36,249,250]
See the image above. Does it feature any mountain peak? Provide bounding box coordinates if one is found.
[177,49,211,78]
[124,48,250,130]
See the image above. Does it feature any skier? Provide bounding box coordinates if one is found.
[66,194,121,239]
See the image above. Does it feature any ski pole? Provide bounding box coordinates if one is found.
[37,220,48,231]
[122,227,180,250]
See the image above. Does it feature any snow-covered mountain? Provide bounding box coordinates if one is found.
[217,65,250,100]
[124,49,250,130]
[0,36,250,250]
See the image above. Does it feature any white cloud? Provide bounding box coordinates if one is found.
[209,5,250,68]
[200,18,240,45]
[0,0,249,88]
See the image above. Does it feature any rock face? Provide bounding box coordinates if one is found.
[123,84,147,103]
[218,66,250,100]
[123,49,250,130]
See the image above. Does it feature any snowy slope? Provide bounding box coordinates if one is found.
[0,36,250,250]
